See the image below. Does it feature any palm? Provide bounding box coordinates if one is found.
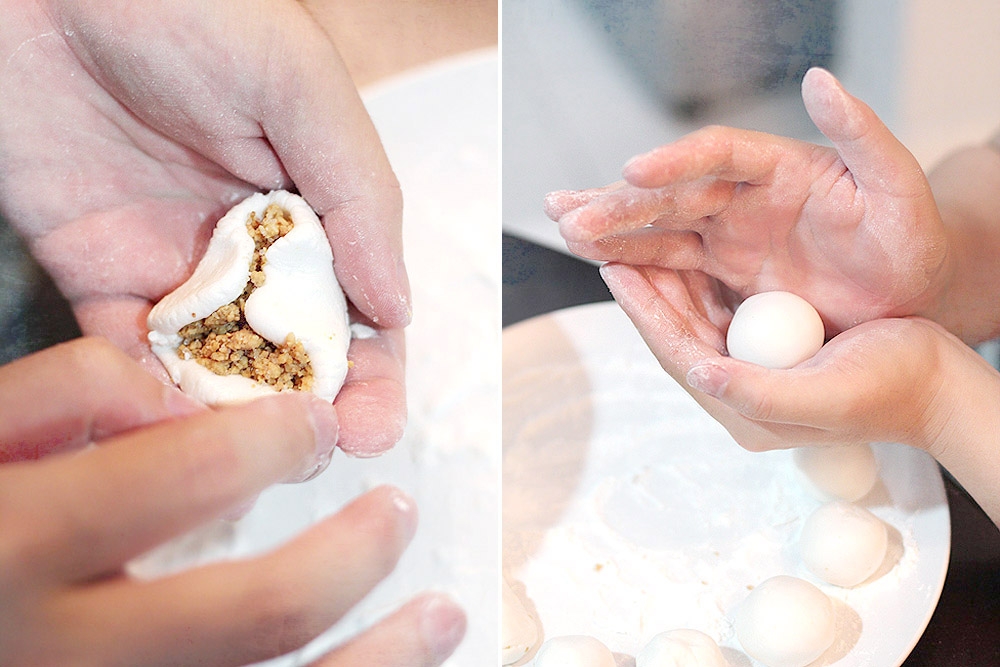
[1,0,409,453]
[601,264,942,452]
[694,140,944,332]
[551,68,948,335]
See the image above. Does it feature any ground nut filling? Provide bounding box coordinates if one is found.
[176,204,314,391]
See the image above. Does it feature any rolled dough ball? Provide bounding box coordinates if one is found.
[533,635,616,667]
[793,443,879,502]
[734,575,835,667]
[636,629,727,667]
[800,501,888,588]
[726,291,825,369]
[501,577,538,665]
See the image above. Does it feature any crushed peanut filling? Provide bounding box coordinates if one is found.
[177,204,314,391]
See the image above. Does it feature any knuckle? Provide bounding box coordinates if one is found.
[58,337,123,374]
[244,578,323,657]
[735,388,776,422]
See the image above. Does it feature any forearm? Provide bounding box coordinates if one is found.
[924,144,1000,344]
[919,326,1000,525]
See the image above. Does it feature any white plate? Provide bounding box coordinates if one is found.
[503,301,949,667]
[131,51,499,667]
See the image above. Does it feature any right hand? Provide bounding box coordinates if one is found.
[0,338,465,667]
[546,68,952,337]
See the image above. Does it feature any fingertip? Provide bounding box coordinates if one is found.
[622,149,655,185]
[598,261,644,299]
[802,65,836,90]
[801,66,860,145]
[373,484,419,548]
[686,362,731,398]
[542,190,577,221]
[556,208,595,243]
[241,392,339,483]
[335,382,406,458]
[416,592,467,664]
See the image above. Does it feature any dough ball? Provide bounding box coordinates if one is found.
[726,291,825,369]
[800,500,888,588]
[502,578,538,665]
[533,635,616,667]
[636,629,727,667]
[734,575,835,667]
[794,443,879,502]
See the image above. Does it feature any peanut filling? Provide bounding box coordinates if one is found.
[177,204,314,391]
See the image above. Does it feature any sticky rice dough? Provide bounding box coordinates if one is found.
[800,501,888,588]
[793,444,880,502]
[533,636,616,667]
[636,629,727,667]
[148,190,350,406]
[734,576,835,667]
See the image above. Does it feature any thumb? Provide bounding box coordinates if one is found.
[685,358,851,430]
[801,67,926,198]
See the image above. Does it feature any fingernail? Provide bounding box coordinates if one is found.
[288,394,339,483]
[163,386,208,418]
[622,153,643,176]
[386,486,419,545]
[418,593,467,662]
[686,363,730,397]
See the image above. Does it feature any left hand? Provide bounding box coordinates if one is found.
[0,0,408,454]
[598,262,960,453]
[605,260,1000,523]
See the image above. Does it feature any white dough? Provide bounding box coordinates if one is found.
[800,501,888,588]
[726,291,825,369]
[147,190,351,406]
[636,629,727,667]
[793,443,879,502]
[502,577,539,665]
[533,635,615,667]
[734,575,835,667]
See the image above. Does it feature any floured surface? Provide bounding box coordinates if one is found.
[503,302,949,667]
[130,51,499,666]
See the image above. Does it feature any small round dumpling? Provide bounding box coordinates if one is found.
[734,576,835,667]
[533,636,615,667]
[794,443,879,502]
[800,501,888,588]
[636,629,727,667]
[726,291,825,369]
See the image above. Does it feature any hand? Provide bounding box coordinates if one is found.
[602,262,1000,523]
[0,338,465,666]
[0,0,408,454]
[546,68,951,336]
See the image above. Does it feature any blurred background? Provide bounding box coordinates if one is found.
[502,0,1000,362]
[503,0,1000,247]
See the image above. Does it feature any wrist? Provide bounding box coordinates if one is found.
[916,322,1000,522]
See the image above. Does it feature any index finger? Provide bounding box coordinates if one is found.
[1,391,335,584]
[0,337,203,462]
[556,177,734,244]
[622,125,787,189]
